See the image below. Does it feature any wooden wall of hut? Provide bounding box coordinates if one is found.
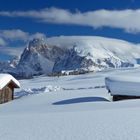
[0,86,13,104]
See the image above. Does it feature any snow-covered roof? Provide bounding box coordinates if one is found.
[105,76,140,83]
[0,74,20,90]
[105,76,140,96]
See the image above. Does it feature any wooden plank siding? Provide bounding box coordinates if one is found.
[0,74,20,104]
[0,84,14,104]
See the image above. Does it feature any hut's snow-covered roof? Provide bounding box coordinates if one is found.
[105,76,140,96]
[0,74,20,89]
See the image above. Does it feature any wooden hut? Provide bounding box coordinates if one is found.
[105,76,140,101]
[0,74,20,104]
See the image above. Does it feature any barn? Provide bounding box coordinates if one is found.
[0,74,20,104]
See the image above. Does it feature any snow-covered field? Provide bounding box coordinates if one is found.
[1,67,140,140]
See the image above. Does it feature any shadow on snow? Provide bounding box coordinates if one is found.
[53,96,110,105]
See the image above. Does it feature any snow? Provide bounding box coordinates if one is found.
[0,74,20,89]
[37,53,54,74]
[106,75,140,83]
[47,36,140,63]
[3,36,140,78]
[14,85,63,98]
[1,68,140,139]
[105,76,140,96]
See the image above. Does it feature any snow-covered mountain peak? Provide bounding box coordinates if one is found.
[1,36,140,78]
[28,38,46,49]
[47,36,140,63]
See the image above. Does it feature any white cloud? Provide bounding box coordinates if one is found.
[30,32,46,40]
[0,46,24,57]
[0,38,6,46]
[0,29,46,60]
[1,8,140,33]
[0,29,46,41]
[0,29,29,41]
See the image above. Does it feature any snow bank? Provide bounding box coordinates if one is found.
[15,85,63,98]
[105,76,140,96]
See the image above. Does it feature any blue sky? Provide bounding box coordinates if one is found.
[1,0,140,61]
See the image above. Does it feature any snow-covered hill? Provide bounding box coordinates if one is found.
[1,67,140,140]
[1,36,140,78]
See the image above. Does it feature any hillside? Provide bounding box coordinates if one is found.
[1,67,140,140]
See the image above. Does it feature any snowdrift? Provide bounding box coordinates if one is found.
[105,76,140,97]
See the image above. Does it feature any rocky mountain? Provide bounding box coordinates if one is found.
[0,57,19,72]
[52,46,99,73]
[1,36,140,78]
[48,36,140,73]
[15,38,65,78]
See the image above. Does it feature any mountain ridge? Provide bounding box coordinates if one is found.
[1,36,140,78]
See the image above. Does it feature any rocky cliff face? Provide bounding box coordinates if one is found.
[15,38,65,78]
[53,46,98,73]
[47,36,140,74]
